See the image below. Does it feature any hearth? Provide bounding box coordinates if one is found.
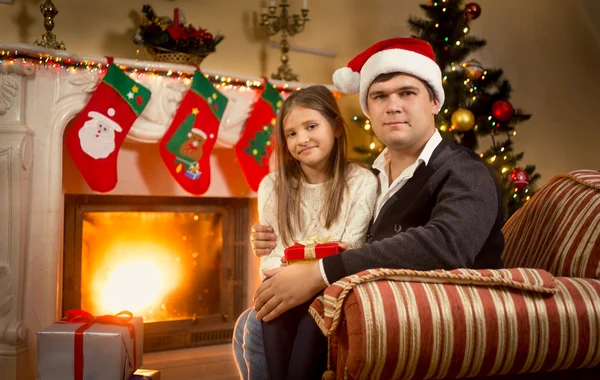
[62,194,249,352]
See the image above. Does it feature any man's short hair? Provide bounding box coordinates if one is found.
[370,72,436,101]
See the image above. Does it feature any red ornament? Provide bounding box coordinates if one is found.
[491,100,514,122]
[510,168,529,190]
[202,32,213,42]
[464,3,482,20]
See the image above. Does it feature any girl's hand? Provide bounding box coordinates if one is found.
[337,241,350,252]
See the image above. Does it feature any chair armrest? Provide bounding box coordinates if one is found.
[310,269,600,379]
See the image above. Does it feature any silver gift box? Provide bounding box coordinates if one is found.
[37,316,143,380]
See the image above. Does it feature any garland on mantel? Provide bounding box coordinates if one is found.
[0,47,340,97]
[0,44,341,194]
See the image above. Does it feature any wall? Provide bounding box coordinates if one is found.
[2,0,598,184]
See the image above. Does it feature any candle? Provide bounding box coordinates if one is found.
[303,0,308,9]
[262,6,268,14]
[174,8,180,26]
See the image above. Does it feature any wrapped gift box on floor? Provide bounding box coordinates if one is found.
[284,236,341,264]
[131,369,161,379]
[37,310,143,380]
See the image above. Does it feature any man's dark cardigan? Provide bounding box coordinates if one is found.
[323,139,505,284]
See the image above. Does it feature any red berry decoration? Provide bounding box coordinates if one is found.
[491,100,514,122]
[202,32,213,42]
[464,3,482,20]
[510,168,529,190]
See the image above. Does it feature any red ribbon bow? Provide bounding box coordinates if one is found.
[57,309,138,380]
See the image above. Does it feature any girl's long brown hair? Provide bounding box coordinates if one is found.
[274,85,349,247]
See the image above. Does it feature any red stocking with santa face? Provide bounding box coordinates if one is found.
[65,64,151,192]
[159,71,228,195]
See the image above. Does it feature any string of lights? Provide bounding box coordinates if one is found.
[0,48,338,97]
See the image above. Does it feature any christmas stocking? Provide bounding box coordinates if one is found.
[65,64,151,192]
[159,71,228,195]
[235,82,282,191]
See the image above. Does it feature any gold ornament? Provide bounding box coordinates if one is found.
[451,108,475,131]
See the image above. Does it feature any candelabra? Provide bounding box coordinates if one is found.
[260,0,309,82]
[33,0,66,50]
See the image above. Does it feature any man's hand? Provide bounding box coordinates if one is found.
[251,224,277,257]
[261,257,289,278]
[263,266,285,278]
[254,261,327,322]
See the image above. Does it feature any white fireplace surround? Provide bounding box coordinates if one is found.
[0,43,330,380]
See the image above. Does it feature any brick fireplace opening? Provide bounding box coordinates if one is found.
[62,194,249,353]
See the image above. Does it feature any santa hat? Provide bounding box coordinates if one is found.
[87,108,122,132]
[189,128,207,139]
[333,38,445,117]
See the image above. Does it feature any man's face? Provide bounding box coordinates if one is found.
[367,74,439,152]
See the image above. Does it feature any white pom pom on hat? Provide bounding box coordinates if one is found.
[332,67,361,94]
[332,37,445,117]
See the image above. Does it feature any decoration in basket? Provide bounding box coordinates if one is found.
[134,4,224,66]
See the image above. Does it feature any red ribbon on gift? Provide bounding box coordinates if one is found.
[57,309,137,380]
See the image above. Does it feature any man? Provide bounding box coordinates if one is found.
[233,37,504,378]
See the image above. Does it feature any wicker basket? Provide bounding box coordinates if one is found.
[146,46,208,67]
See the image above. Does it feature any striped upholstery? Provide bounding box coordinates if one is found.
[310,270,600,379]
[502,170,600,279]
[311,268,557,334]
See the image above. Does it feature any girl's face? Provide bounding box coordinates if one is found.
[282,105,339,173]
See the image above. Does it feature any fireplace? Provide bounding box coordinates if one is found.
[62,194,249,352]
[0,43,285,379]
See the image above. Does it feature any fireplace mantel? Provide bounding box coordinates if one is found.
[0,43,319,380]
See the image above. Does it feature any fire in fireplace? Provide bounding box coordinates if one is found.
[62,194,249,352]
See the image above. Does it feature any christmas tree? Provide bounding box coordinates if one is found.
[245,125,273,166]
[349,116,383,165]
[351,0,539,219]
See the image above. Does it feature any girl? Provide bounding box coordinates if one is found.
[258,85,378,379]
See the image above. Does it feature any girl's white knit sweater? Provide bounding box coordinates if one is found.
[257,163,378,279]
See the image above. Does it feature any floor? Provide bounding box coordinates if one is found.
[142,344,240,380]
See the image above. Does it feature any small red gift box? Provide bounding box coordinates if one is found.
[284,236,341,263]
